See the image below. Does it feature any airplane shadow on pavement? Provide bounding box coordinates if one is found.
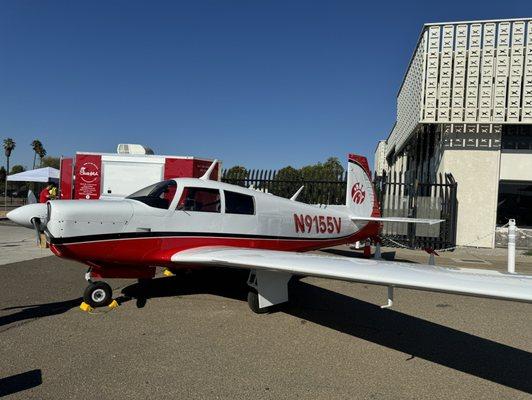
[0,369,42,397]
[120,269,532,395]
[0,298,82,331]
[119,268,249,307]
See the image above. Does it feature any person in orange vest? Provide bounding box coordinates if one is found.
[39,184,51,203]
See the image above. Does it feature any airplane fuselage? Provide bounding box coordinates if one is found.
[46,178,379,278]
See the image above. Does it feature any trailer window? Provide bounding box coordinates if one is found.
[177,187,221,213]
[126,180,177,210]
[224,191,255,215]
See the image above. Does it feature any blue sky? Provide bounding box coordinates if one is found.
[0,0,530,171]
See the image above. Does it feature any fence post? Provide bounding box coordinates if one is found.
[507,219,516,274]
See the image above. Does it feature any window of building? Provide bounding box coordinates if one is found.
[497,181,532,228]
[177,187,221,213]
[126,180,177,210]
[224,191,255,215]
[501,125,532,150]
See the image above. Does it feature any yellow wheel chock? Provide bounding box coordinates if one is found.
[79,302,93,312]
[108,299,119,309]
[163,268,175,277]
[79,300,119,313]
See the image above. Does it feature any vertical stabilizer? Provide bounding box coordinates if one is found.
[346,154,380,218]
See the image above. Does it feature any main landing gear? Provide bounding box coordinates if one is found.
[247,289,270,314]
[246,270,292,314]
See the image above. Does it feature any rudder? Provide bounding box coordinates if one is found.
[346,154,380,218]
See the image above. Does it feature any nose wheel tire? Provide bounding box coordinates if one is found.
[247,290,270,314]
[83,281,113,308]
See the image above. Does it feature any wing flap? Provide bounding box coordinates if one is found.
[171,247,532,303]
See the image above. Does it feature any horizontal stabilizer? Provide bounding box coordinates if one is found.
[351,216,444,225]
[171,247,532,303]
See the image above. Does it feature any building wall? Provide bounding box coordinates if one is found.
[499,152,532,181]
[437,149,501,247]
[374,140,388,175]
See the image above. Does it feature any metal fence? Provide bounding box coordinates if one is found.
[222,168,458,250]
[222,169,347,205]
[374,171,457,250]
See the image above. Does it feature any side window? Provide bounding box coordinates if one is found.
[224,190,255,215]
[177,187,221,213]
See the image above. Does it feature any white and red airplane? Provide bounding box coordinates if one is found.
[7,154,532,312]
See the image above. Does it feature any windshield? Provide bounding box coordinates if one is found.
[126,180,177,210]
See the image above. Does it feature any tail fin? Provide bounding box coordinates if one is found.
[346,154,444,226]
[346,154,380,218]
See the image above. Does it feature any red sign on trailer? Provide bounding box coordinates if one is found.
[74,154,102,200]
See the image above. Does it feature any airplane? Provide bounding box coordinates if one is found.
[7,154,532,313]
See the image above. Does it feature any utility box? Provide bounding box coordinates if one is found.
[60,147,219,200]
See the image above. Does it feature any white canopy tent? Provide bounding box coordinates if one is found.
[7,167,60,183]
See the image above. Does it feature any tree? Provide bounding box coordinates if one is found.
[31,139,43,169]
[3,138,15,177]
[271,166,302,198]
[322,157,344,178]
[224,165,248,180]
[8,165,25,193]
[0,166,5,184]
[41,156,60,169]
[10,165,26,174]
[3,138,15,203]
[37,146,47,167]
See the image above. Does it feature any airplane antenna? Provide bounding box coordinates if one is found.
[290,186,304,201]
[200,159,218,180]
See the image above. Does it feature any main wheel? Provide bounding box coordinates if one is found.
[83,281,113,308]
[247,290,270,314]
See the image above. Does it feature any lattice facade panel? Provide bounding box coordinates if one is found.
[479,23,495,122]
[438,25,454,122]
[387,18,532,156]
[451,25,467,121]
[424,26,440,122]
[465,24,481,122]
[524,22,532,122]
[493,22,511,122]
[507,21,525,122]
[388,30,427,152]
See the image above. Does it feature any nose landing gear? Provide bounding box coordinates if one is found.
[80,268,119,312]
[83,281,113,308]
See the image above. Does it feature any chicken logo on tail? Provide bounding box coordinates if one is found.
[351,182,366,204]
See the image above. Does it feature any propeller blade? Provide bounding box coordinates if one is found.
[31,218,41,246]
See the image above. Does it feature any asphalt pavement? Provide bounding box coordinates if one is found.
[0,224,531,399]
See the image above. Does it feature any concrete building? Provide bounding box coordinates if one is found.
[374,140,389,175]
[376,18,532,248]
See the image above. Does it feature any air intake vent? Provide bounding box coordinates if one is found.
[116,144,154,155]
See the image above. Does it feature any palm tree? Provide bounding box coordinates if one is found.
[3,138,15,176]
[37,146,47,167]
[31,139,43,169]
[3,138,16,209]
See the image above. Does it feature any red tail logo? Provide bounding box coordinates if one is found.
[351,182,366,204]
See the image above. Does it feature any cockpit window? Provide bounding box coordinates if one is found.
[177,187,221,213]
[126,180,177,210]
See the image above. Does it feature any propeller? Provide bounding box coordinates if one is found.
[30,218,42,246]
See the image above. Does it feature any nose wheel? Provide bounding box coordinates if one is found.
[83,281,113,308]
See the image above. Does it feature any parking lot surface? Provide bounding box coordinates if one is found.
[0,225,531,399]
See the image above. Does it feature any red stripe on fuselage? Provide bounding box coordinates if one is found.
[50,222,379,270]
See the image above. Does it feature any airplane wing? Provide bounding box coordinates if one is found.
[351,216,444,225]
[171,247,532,303]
